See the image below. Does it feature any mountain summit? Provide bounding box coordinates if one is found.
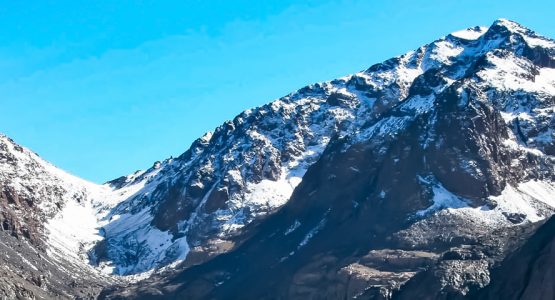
[1,19,554,299]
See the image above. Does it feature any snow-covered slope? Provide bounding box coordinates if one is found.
[0,135,127,268]
[0,135,127,298]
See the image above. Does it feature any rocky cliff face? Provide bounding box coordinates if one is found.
[1,19,554,300]
[469,216,555,300]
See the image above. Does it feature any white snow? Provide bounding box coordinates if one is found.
[46,200,104,261]
[477,53,555,95]
[415,181,468,217]
[218,140,330,235]
[450,27,488,40]
[523,35,555,48]
[284,220,301,236]
[355,49,424,101]
[298,217,327,249]
[517,180,555,208]
[243,174,301,209]
[493,18,555,48]
[425,40,464,67]
[357,116,412,142]
[418,179,555,227]
[401,94,435,113]
[534,68,555,93]
[501,139,544,157]
[101,207,191,275]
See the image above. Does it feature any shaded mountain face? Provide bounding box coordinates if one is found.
[1,19,554,300]
[392,216,555,300]
[468,215,555,300]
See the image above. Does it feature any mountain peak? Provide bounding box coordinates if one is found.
[485,18,555,50]
[447,19,530,43]
[491,18,527,32]
[485,18,535,42]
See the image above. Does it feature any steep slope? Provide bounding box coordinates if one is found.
[468,216,555,300]
[0,134,167,298]
[99,19,555,299]
[0,135,121,299]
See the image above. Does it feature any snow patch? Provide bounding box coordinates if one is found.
[478,53,555,95]
[298,217,327,249]
[420,179,555,227]
[415,181,468,217]
[450,26,488,40]
[46,200,104,262]
[284,220,301,236]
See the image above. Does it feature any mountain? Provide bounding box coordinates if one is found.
[1,19,554,299]
[0,134,119,299]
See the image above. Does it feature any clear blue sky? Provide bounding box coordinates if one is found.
[1,0,553,183]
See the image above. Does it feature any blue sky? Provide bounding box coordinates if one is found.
[1,0,554,183]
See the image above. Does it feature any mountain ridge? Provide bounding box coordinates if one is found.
[0,18,554,299]
[99,18,555,299]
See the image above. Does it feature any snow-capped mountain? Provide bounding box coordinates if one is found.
[100,19,555,299]
[1,19,554,299]
[95,18,555,278]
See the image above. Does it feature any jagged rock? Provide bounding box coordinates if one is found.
[468,216,555,300]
